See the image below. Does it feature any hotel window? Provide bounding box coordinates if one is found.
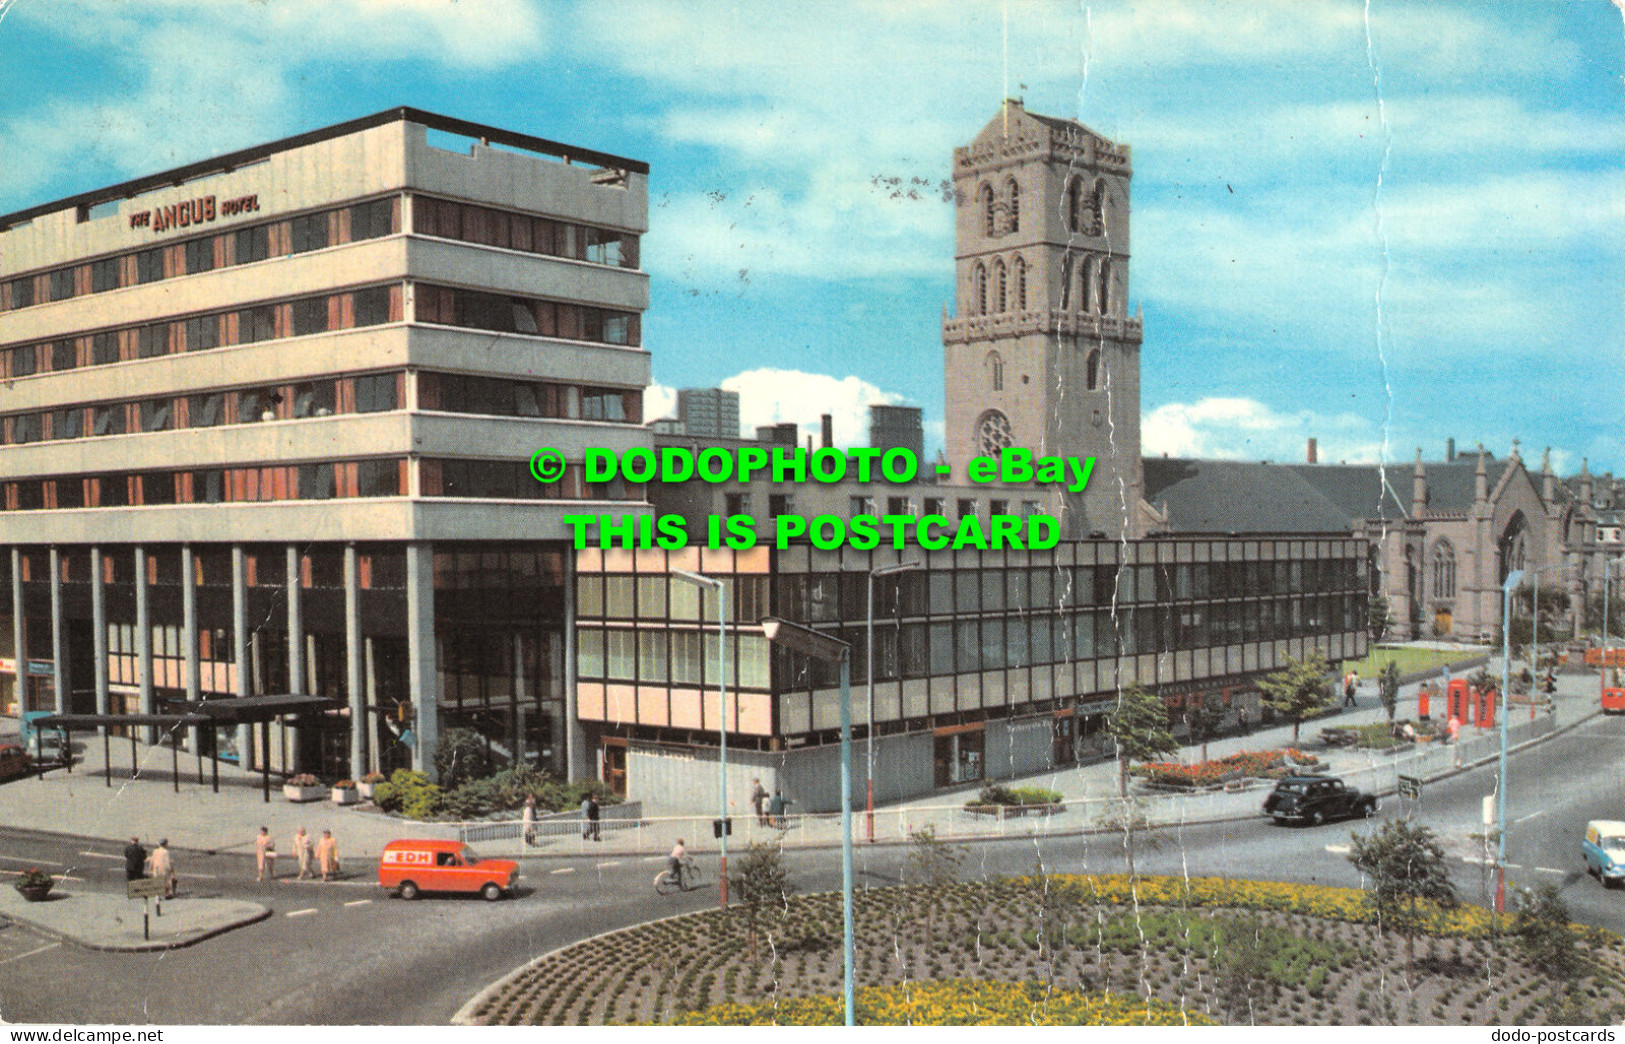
[297,463,335,500]
[769,493,794,518]
[990,498,1008,516]
[55,478,84,510]
[291,297,327,337]
[51,407,83,441]
[353,286,392,327]
[725,493,751,516]
[235,226,270,265]
[92,332,118,366]
[136,248,165,284]
[240,306,276,343]
[92,404,126,437]
[50,340,76,372]
[355,459,402,497]
[348,198,395,241]
[96,475,128,508]
[142,472,177,505]
[887,496,913,516]
[184,315,219,352]
[137,323,169,359]
[139,399,172,433]
[193,470,225,504]
[850,496,875,518]
[957,498,976,520]
[293,381,336,419]
[353,373,398,413]
[924,497,945,517]
[189,393,227,428]
[7,277,33,309]
[9,413,41,445]
[581,388,631,422]
[49,267,75,302]
[289,212,329,254]
[184,237,216,275]
[10,344,35,378]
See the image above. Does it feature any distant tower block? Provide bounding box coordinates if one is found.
[676,388,740,440]
[941,99,1144,537]
[869,404,924,462]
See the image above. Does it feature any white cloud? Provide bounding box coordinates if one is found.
[643,383,678,422]
[720,368,905,447]
[1143,397,1383,463]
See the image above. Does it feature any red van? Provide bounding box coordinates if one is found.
[378,839,519,901]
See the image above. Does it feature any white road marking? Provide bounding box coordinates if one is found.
[285,908,318,918]
[1535,867,1566,875]
[0,941,60,966]
[1462,856,1486,865]
[180,872,218,880]
[343,899,372,908]
[0,855,64,866]
[1323,844,1351,855]
[595,861,621,869]
[549,867,576,875]
[76,852,119,861]
[1515,811,1546,824]
[0,870,80,881]
[644,856,667,863]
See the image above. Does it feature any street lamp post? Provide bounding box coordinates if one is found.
[671,568,728,909]
[760,616,854,1027]
[1496,568,1524,913]
[866,561,922,843]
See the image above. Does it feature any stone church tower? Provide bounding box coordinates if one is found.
[941,100,1147,538]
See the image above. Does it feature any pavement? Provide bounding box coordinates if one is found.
[0,885,268,951]
[0,647,1593,952]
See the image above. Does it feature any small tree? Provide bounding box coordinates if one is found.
[1367,594,1393,643]
[1258,652,1334,743]
[1347,819,1458,978]
[1378,660,1401,724]
[1511,884,1583,982]
[732,840,794,963]
[1468,667,1500,699]
[1106,684,1179,798]
[1182,693,1226,764]
[904,826,965,942]
[434,727,494,790]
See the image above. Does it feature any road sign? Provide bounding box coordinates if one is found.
[127,877,165,900]
[1397,775,1422,799]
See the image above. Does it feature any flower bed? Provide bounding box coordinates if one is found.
[661,980,1208,1026]
[964,784,1064,816]
[1130,749,1322,790]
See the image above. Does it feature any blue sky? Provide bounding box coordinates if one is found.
[2,1,1620,475]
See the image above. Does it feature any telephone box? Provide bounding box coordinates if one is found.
[1447,678,1470,724]
[1474,686,1496,728]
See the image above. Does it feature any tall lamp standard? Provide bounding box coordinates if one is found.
[866,561,922,842]
[1496,568,1524,913]
[760,616,855,1027]
[671,568,729,909]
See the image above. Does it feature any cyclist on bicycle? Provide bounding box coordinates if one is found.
[668,838,686,881]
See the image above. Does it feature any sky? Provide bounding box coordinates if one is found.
[1,0,1620,476]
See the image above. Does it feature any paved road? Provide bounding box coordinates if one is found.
[0,714,1619,1025]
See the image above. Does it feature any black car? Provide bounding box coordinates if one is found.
[1262,775,1378,825]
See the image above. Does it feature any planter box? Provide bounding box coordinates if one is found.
[357,782,376,800]
[16,883,52,902]
[283,784,326,803]
[331,787,360,805]
[963,802,1064,818]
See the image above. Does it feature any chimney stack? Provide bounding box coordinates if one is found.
[1446,437,1456,462]
[820,413,833,449]
[1306,437,1318,464]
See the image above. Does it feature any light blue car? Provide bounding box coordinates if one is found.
[1583,820,1625,887]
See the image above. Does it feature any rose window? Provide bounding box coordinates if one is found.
[976,410,1014,456]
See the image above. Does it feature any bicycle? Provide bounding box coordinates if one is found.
[653,857,702,895]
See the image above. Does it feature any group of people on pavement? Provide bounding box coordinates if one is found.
[254,825,340,882]
[122,836,175,897]
[749,778,793,828]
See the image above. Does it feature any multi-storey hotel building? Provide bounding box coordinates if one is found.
[0,109,652,780]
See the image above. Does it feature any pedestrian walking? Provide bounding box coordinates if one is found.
[314,829,339,882]
[123,837,146,882]
[750,778,769,826]
[1236,707,1250,735]
[293,826,313,880]
[522,794,537,847]
[147,838,176,898]
[255,826,277,882]
[585,794,602,841]
[1342,670,1358,708]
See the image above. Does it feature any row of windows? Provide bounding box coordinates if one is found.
[413,195,639,269]
[576,594,1364,691]
[1,285,401,379]
[576,574,770,624]
[7,545,403,591]
[0,373,401,445]
[413,283,639,347]
[419,458,643,503]
[1,198,399,313]
[418,372,641,424]
[1,459,406,511]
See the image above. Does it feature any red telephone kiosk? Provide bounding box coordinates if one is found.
[1447,677,1470,725]
[1474,685,1496,728]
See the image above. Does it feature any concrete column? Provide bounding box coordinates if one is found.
[10,548,24,715]
[49,548,64,715]
[182,545,200,752]
[563,550,585,782]
[364,636,379,775]
[405,542,438,780]
[91,548,108,729]
[232,545,251,767]
[134,546,153,742]
[511,632,525,765]
[344,544,364,779]
[286,545,302,774]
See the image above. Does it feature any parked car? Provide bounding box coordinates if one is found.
[0,744,32,782]
[1263,775,1378,825]
[1583,820,1625,887]
[378,839,519,901]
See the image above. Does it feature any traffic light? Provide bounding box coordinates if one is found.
[712,817,732,839]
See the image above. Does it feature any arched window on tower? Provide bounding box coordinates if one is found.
[1079,256,1094,312]
[1096,258,1111,315]
[1066,177,1083,234]
[993,259,1007,313]
[1014,256,1027,311]
[974,263,987,316]
[986,351,1004,392]
[1085,348,1101,391]
[1060,255,1074,310]
[980,183,995,237]
[1430,541,1456,601]
[1006,179,1020,233]
[1088,178,1107,237]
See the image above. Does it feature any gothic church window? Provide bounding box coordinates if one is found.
[1085,349,1101,391]
[1006,179,1020,233]
[993,259,1007,313]
[1079,257,1094,312]
[1096,258,1111,315]
[1430,541,1456,600]
[974,263,988,315]
[1014,256,1027,311]
[976,409,1014,456]
[986,351,1004,391]
[1087,179,1106,237]
[1066,177,1083,234]
[980,183,995,237]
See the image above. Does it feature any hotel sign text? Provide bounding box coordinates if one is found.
[128,193,260,234]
